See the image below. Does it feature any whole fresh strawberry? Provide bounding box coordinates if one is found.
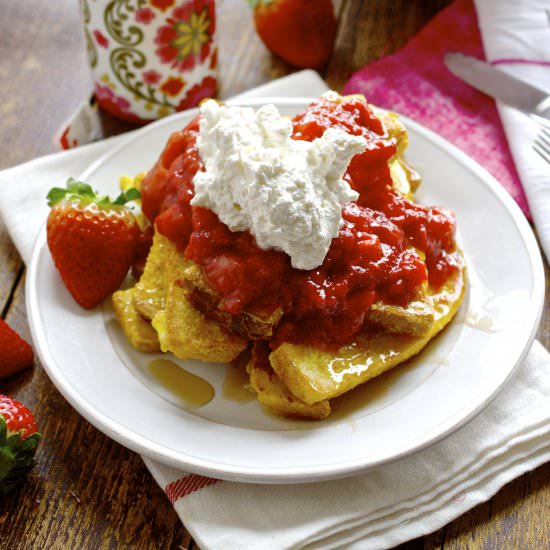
[0,319,34,379]
[248,0,337,68]
[47,179,141,309]
[0,395,41,493]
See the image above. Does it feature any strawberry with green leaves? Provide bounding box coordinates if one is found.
[0,394,41,493]
[247,0,337,68]
[47,179,141,309]
[0,319,34,379]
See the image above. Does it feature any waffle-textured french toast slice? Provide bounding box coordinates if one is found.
[268,255,466,405]
[247,342,331,420]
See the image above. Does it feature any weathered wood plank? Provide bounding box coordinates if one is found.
[0,225,23,315]
[0,274,192,550]
[0,0,192,547]
[217,0,295,98]
[0,1,91,169]
[439,462,550,550]
[326,0,451,89]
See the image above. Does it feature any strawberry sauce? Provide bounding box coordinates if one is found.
[141,97,458,349]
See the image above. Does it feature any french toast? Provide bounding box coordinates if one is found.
[112,288,161,353]
[184,263,283,339]
[112,93,466,421]
[364,288,435,337]
[178,106,423,341]
[247,341,331,420]
[268,258,465,405]
[132,228,170,321]
[152,278,247,363]
[115,229,247,363]
[184,260,435,340]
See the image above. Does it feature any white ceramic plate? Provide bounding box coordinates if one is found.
[27,98,544,483]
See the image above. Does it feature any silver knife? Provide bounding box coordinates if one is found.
[444,52,550,120]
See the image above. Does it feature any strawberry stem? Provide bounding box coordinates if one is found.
[0,416,40,494]
[113,188,141,205]
[47,178,140,208]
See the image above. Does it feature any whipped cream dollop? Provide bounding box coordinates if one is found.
[191,100,367,270]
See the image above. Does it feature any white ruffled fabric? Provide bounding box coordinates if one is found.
[0,71,548,550]
[475,0,550,262]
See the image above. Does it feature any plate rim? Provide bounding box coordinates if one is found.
[26,97,545,483]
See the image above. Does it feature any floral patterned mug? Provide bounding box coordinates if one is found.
[80,0,217,123]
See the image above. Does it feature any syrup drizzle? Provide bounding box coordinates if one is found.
[147,359,214,409]
[223,363,255,403]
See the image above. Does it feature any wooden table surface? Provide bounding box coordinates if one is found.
[0,1,548,548]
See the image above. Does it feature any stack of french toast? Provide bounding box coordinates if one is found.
[113,94,466,420]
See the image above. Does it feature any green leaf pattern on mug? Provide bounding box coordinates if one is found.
[81,0,98,68]
[104,0,146,47]
[110,46,177,108]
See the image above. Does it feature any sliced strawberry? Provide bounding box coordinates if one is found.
[248,0,337,69]
[0,395,40,493]
[0,319,34,379]
[46,179,141,309]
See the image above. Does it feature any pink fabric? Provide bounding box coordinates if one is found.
[343,0,529,217]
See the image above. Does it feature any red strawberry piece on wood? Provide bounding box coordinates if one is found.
[0,320,34,379]
[0,394,41,493]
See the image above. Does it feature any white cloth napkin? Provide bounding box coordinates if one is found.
[0,71,549,550]
[474,0,550,262]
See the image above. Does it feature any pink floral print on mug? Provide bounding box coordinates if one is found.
[80,0,218,123]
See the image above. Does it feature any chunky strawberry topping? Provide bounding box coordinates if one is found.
[141,97,458,349]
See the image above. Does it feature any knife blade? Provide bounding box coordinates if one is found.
[444,52,550,120]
